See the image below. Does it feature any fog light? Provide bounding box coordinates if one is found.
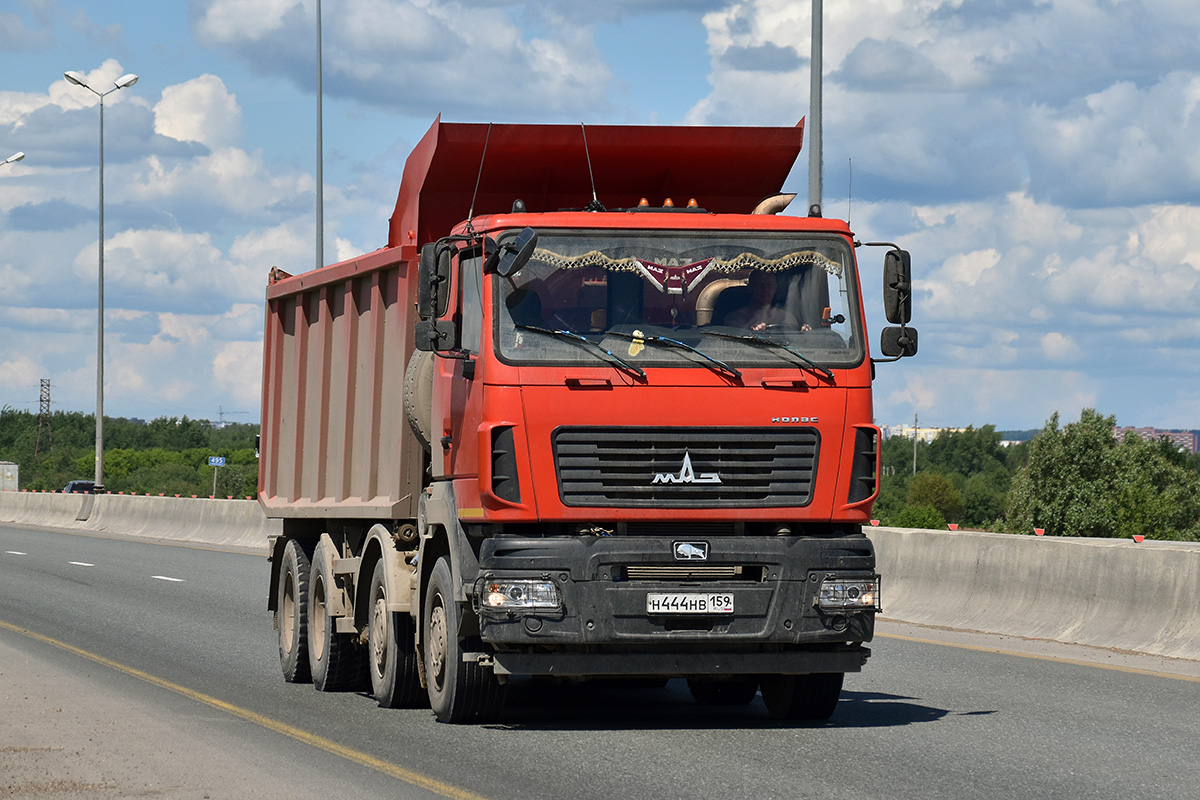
[481,579,561,611]
[818,576,881,612]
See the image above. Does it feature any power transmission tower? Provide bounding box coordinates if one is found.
[34,379,52,458]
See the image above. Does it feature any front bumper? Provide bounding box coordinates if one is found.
[474,535,877,676]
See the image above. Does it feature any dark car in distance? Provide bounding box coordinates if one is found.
[62,480,96,494]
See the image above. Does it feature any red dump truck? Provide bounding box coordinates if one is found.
[259,117,917,723]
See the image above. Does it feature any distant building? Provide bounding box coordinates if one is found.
[880,424,966,444]
[1114,427,1198,454]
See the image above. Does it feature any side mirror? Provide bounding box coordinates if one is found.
[883,249,912,324]
[493,227,539,278]
[414,319,458,352]
[880,326,918,358]
[418,241,452,319]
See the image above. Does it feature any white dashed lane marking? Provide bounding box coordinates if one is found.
[5,551,183,581]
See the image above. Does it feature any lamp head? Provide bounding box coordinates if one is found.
[115,73,139,89]
[4,152,24,164]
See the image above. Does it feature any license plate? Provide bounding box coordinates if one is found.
[646,592,734,615]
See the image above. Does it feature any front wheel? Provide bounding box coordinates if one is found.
[368,559,423,708]
[423,556,506,723]
[760,672,844,721]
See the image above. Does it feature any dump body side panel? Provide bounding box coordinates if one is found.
[258,246,423,519]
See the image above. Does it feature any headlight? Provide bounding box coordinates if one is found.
[481,579,562,611]
[817,576,880,612]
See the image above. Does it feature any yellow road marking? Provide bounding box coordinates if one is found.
[876,631,1200,683]
[0,618,489,800]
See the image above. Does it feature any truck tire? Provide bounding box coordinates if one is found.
[368,559,423,708]
[423,556,506,723]
[760,672,844,721]
[687,676,759,706]
[277,539,312,683]
[308,540,366,691]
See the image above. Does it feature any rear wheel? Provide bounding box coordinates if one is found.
[687,676,759,706]
[308,539,366,691]
[760,672,844,721]
[368,559,423,707]
[277,539,312,683]
[423,556,506,723]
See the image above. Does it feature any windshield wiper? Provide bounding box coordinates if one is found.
[516,324,646,380]
[605,330,742,379]
[703,330,834,381]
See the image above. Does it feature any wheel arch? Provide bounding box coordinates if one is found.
[354,524,417,631]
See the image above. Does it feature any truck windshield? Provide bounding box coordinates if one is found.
[495,230,864,371]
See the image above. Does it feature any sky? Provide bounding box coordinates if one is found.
[2,0,1199,432]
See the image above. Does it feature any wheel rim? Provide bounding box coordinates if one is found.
[281,571,296,651]
[311,575,327,661]
[429,598,448,691]
[371,591,388,679]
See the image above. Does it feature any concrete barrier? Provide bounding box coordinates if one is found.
[870,527,1200,661]
[3,491,1197,660]
[0,490,277,553]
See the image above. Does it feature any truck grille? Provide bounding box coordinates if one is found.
[620,565,766,582]
[553,427,819,508]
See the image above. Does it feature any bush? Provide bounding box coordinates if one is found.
[893,504,947,530]
[907,472,963,523]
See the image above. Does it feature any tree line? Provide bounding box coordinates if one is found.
[0,408,258,498]
[874,409,1200,541]
[4,405,1198,540]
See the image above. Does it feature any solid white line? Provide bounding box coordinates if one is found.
[5,551,27,555]
[151,575,186,582]
[69,561,95,567]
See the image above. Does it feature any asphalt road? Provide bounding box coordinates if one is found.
[2,524,1197,800]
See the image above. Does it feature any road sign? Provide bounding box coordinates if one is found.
[208,456,226,467]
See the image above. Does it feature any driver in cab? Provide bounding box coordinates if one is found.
[725,271,808,331]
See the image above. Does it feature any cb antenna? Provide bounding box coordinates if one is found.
[466,122,493,230]
[580,123,605,211]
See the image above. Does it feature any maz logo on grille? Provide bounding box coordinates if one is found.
[651,451,721,485]
[674,541,709,560]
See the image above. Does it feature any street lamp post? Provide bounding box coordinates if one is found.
[316,0,324,271]
[64,70,138,494]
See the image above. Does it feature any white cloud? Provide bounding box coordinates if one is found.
[213,339,263,408]
[131,148,311,221]
[0,354,43,395]
[154,75,242,148]
[193,0,302,43]
[193,0,612,118]
[1040,332,1080,362]
[0,262,35,304]
[877,366,1100,430]
[71,229,253,312]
